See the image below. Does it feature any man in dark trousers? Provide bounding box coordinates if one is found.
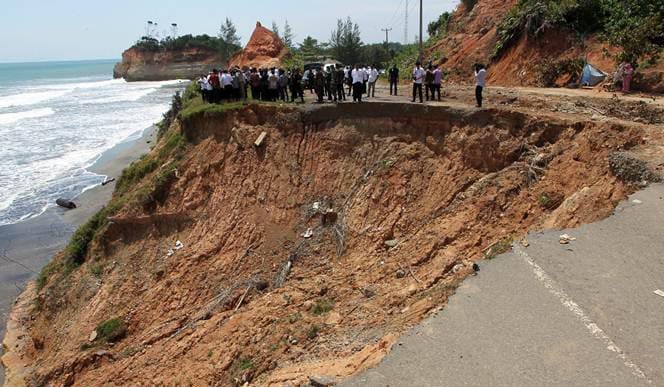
[290,68,305,103]
[474,63,487,108]
[351,64,365,103]
[412,61,425,103]
[389,64,399,96]
[335,64,346,102]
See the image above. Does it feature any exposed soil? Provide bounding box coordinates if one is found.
[229,22,289,70]
[3,100,660,387]
[429,0,664,93]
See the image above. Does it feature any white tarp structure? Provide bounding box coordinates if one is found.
[580,64,608,87]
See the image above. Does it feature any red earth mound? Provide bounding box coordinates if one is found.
[229,22,289,70]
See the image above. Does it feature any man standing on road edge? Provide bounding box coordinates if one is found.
[351,64,365,103]
[389,64,399,96]
[412,61,425,103]
[368,65,379,98]
[474,63,487,108]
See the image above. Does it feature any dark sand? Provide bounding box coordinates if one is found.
[0,126,156,384]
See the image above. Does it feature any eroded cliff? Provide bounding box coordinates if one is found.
[114,46,225,82]
[2,87,650,385]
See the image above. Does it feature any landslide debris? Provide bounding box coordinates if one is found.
[4,95,651,386]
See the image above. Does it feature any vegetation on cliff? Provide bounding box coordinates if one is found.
[493,0,664,62]
[131,34,241,59]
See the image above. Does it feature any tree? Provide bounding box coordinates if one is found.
[299,36,324,61]
[219,18,240,46]
[218,18,241,59]
[600,0,664,62]
[329,17,363,65]
[360,44,392,69]
[428,12,452,38]
[283,20,294,49]
[272,21,280,39]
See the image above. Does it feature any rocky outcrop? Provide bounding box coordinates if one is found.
[229,22,289,69]
[113,46,225,82]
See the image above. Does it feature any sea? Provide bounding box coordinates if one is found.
[0,59,187,226]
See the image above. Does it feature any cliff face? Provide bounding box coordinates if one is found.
[114,46,225,82]
[1,97,645,386]
[229,22,289,69]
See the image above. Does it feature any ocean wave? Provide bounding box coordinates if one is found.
[0,90,70,109]
[0,108,55,125]
[80,88,159,105]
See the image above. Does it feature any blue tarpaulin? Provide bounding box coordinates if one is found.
[580,64,607,87]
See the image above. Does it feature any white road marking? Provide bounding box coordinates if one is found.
[513,244,652,384]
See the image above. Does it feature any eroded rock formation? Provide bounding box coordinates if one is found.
[229,22,289,69]
[113,46,225,82]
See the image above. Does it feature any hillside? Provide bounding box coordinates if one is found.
[428,0,664,92]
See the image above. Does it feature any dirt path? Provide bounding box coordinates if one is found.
[343,184,664,386]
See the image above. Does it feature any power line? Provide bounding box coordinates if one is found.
[387,0,406,28]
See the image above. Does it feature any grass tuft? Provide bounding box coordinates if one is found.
[311,299,334,316]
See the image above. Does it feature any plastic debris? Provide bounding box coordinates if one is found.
[559,234,576,245]
[654,289,664,298]
[632,199,643,204]
[167,249,175,257]
[312,202,320,211]
[303,229,314,239]
[175,240,184,250]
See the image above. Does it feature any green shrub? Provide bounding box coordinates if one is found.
[306,324,321,340]
[493,0,663,62]
[116,155,159,196]
[95,318,127,343]
[311,299,334,315]
[65,208,111,266]
[237,358,253,371]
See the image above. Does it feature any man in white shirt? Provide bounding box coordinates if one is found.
[474,63,487,108]
[197,74,211,102]
[367,65,379,98]
[412,61,425,103]
[221,70,234,101]
[351,64,365,102]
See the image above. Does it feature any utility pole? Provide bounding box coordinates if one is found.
[381,28,392,45]
[419,0,423,61]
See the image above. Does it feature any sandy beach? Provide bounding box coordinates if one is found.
[0,126,156,384]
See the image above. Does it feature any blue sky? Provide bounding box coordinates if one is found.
[0,0,459,62]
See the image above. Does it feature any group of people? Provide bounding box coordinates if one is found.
[196,61,487,107]
[197,67,306,104]
[410,62,445,103]
[307,64,378,103]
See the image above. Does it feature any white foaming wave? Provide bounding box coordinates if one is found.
[0,108,55,125]
[0,90,70,109]
[80,88,158,105]
[0,192,18,214]
[47,78,124,91]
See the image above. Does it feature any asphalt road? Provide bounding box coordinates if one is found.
[344,184,664,387]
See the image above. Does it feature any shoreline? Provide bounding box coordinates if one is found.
[0,125,156,384]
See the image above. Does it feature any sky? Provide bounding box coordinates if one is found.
[0,0,459,63]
